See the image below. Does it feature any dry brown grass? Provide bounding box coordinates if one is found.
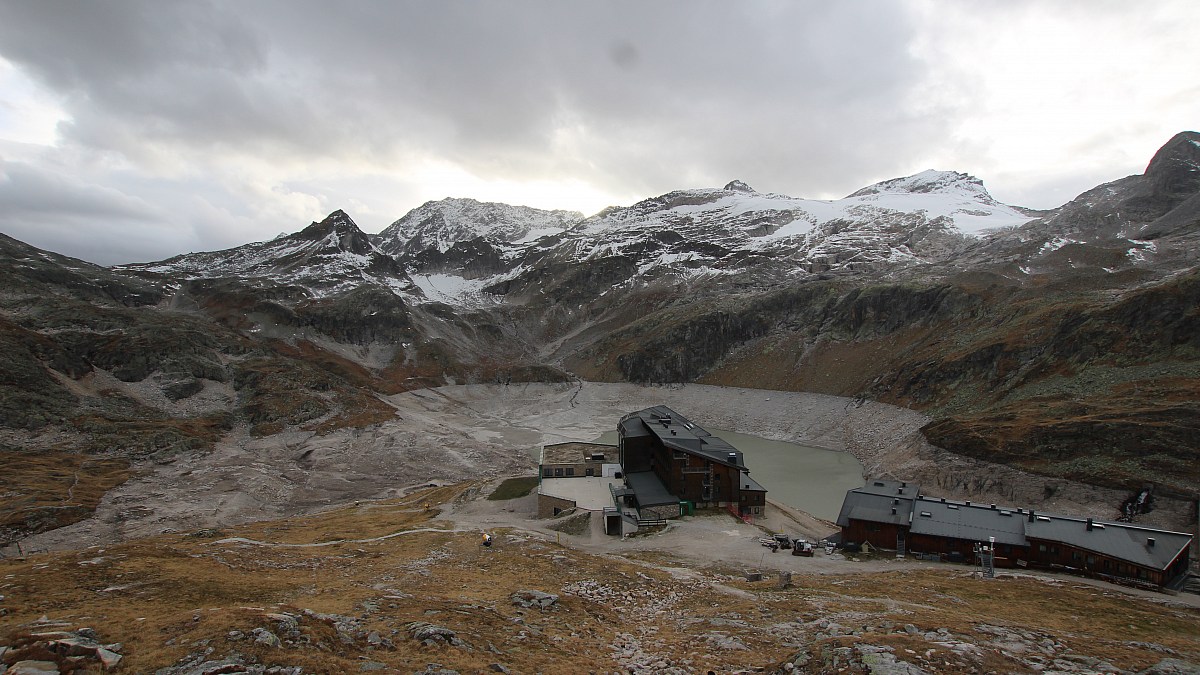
[2,483,1197,673]
[0,451,131,541]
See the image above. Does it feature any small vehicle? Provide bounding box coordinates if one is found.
[758,537,780,552]
[792,540,814,557]
[772,533,793,550]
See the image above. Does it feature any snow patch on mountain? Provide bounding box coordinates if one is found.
[409,272,504,307]
[579,171,1033,250]
[1038,237,1074,255]
[550,171,1035,285]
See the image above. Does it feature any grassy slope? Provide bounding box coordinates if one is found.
[1,483,1197,674]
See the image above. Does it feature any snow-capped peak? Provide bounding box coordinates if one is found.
[724,179,756,193]
[847,170,996,203]
[295,210,379,256]
[377,198,584,255]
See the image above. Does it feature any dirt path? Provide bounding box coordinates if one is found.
[440,480,922,578]
[441,476,1200,609]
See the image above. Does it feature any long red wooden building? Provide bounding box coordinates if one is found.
[837,479,1193,587]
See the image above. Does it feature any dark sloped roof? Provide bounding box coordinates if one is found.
[840,479,1194,572]
[910,499,1027,547]
[625,470,678,507]
[836,490,914,528]
[739,472,767,493]
[623,406,744,468]
[855,478,921,499]
[1026,516,1192,572]
[618,415,653,438]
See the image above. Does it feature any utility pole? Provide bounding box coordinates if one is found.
[981,536,996,579]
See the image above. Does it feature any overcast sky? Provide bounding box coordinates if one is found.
[0,1,1195,265]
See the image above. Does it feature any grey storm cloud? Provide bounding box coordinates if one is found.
[0,1,1194,264]
[0,1,936,195]
[0,157,182,264]
[0,158,156,222]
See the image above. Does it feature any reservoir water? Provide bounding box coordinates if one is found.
[592,429,863,522]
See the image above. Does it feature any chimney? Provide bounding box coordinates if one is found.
[1086,518,1093,531]
[1148,537,1156,547]
[990,504,996,509]
[671,430,676,435]
[901,482,907,488]
[897,487,904,495]
[891,507,897,515]
[893,498,899,505]
[1028,510,1035,523]
[965,500,971,506]
[727,452,737,465]
[940,497,946,503]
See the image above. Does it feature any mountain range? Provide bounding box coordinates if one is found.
[3,131,1199,543]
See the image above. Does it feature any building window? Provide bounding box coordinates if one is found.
[555,468,563,476]
[585,468,594,476]
[543,468,552,477]
[566,468,574,476]
[1038,544,1047,553]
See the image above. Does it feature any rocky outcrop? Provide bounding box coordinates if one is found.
[768,621,1197,674]
[510,589,559,610]
[1031,131,1200,240]
[0,627,124,673]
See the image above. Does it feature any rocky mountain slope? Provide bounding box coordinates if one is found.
[375,197,583,256]
[125,210,414,297]
[2,132,1199,545]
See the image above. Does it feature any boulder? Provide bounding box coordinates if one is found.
[510,589,559,609]
[406,622,466,648]
[7,662,60,675]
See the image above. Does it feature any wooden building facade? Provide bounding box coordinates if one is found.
[618,406,767,517]
[838,479,1193,587]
